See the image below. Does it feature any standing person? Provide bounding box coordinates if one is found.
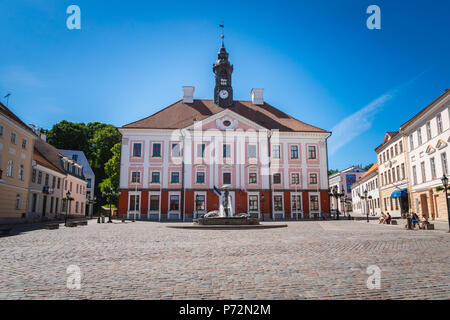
[379,212,386,224]
[405,212,412,230]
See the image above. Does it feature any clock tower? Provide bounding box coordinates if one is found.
[213,40,234,107]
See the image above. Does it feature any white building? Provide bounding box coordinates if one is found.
[59,150,95,217]
[328,165,366,214]
[351,163,381,217]
[400,89,450,221]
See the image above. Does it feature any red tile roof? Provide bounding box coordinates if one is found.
[122,99,329,133]
[361,163,378,179]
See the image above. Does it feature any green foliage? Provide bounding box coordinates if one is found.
[104,142,121,191]
[328,169,339,176]
[46,121,122,208]
[363,163,374,171]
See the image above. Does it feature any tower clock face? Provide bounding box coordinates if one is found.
[219,90,229,99]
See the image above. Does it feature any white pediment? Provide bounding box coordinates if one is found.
[426,145,436,154]
[436,139,447,150]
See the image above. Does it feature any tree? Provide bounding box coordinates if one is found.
[104,142,121,192]
[328,169,339,176]
[363,163,374,171]
[46,121,90,155]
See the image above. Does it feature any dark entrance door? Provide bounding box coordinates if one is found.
[42,195,47,217]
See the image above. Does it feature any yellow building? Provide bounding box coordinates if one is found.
[375,132,410,218]
[0,102,37,223]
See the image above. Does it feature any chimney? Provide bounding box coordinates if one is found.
[251,88,264,105]
[182,86,194,103]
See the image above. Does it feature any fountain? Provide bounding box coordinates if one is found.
[193,185,259,226]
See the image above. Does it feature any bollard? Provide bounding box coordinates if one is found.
[101,216,105,223]
[97,217,101,223]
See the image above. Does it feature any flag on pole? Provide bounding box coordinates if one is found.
[214,185,222,197]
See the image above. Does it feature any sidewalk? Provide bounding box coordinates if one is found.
[355,218,450,233]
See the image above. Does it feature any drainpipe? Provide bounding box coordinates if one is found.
[181,129,186,222]
[268,130,273,220]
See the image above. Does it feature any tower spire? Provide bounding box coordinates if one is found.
[219,22,225,48]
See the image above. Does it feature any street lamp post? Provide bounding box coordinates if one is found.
[260,194,265,221]
[108,187,114,223]
[65,191,71,226]
[364,189,369,223]
[441,175,450,233]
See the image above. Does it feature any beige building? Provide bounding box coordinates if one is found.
[0,102,37,223]
[375,132,409,217]
[400,89,450,221]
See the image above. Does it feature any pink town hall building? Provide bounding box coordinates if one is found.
[118,42,331,221]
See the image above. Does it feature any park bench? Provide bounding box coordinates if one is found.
[66,222,77,227]
[76,221,88,226]
[0,227,12,236]
[45,224,59,230]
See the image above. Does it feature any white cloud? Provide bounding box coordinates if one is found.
[328,69,430,156]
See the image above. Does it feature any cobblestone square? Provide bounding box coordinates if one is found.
[0,220,449,299]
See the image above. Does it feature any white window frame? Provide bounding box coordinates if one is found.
[272,192,284,219]
[128,191,141,220]
[168,191,181,219]
[291,192,303,219]
[247,192,260,219]
[309,192,321,214]
[194,191,207,218]
[148,191,161,221]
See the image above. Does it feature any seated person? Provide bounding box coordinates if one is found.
[419,217,429,230]
[379,212,386,224]
[411,213,420,228]
[385,212,392,224]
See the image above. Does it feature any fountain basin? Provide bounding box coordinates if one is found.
[194,216,260,225]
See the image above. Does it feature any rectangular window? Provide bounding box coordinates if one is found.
[412,165,417,185]
[309,173,318,185]
[396,166,400,182]
[292,195,301,211]
[7,160,14,177]
[0,125,3,137]
[394,144,398,156]
[249,195,258,211]
[171,172,180,183]
[32,169,36,183]
[410,136,414,150]
[248,145,257,159]
[22,138,27,149]
[441,152,448,175]
[72,154,78,161]
[16,194,21,210]
[401,163,405,180]
[223,144,231,158]
[426,121,432,140]
[11,132,16,144]
[86,179,91,188]
[38,171,42,184]
[392,168,396,182]
[52,176,56,188]
[196,172,205,184]
[131,171,141,183]
[19,165,24,181]
[249,172,257,184]
[310,195,319,211]
[437,114,443,134]
[149,195,159,211]
[417,129,422,145]
[129,195,140,211]
[291,173,300,185]
[290,145,299,159]
[195,195,206,211]
[172,143,181,157]
[223,172,231,184]
[430,157,436,178]
[132,143,142,157]
[420,162,426,182]
[170,195,180,211]
[274,195,283,211]
[272,145,280,159]
[390,147,394,159]
[151,172,160,183]
[399,141,403,153]
[197,144,205,158]
[308,146,317,159]
[152,143,161,157]
[273,173,281,184]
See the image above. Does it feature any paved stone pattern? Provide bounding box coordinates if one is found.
[0,221,449,299]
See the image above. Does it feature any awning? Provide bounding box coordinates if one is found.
[390,188,408,198]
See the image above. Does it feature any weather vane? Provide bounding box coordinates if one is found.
[219,22,225,45]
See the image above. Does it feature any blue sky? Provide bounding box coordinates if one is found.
[1,0,449,170]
